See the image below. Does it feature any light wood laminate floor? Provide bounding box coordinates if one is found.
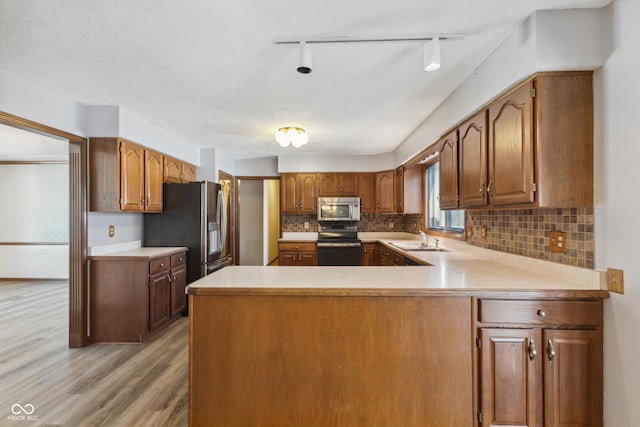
[0,280,188,426]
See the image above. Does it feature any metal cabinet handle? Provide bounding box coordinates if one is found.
[537,309,547,318]
[167,274,172,282]
[479,183,485,199]
[140,197,145,205]
[528,339,537,361]
[487,181,494,199]
[547,339,556,361]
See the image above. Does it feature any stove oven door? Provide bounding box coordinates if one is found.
[317,242,362,266]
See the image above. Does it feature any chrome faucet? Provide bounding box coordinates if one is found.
[419,230,429,248]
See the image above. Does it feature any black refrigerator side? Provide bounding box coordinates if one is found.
[143,182,205,286]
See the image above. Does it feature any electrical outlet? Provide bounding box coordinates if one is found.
[108,225,115,238]
[607,268,624,294]
[303,222,309,230]
[389,222,394,229]
[549,230,567,253]
[480,225,487,240]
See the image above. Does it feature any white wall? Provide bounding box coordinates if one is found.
[278,153,394,173]
[394,8,605,165]
[235,156,279,177]
[0,68,84,136]
[594,1,640,425]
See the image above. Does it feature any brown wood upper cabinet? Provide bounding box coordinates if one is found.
[488,72,593,208]
[358,173,376,213]
[90,138,163,212]
[318,173,358,196]
[164,155,197,183]
[281,173,318,214]
[438,130,459,210]
[375,170,395,213]
[458,111,488,208]
[396,165,424,214]
[440,71,593,210]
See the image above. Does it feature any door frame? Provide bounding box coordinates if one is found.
[0,111,88,348]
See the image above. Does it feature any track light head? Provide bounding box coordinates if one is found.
[297,41,312,74]
[424,37,441,72]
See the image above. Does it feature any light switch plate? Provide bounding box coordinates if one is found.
[607,268,624,294]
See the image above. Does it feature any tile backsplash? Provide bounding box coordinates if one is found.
[466,207,594,269]
[282,207,594,269]
[281,214,424,233]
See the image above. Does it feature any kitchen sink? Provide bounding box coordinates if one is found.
[389,242,449,252]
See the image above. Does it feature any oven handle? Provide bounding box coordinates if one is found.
[317,242,362,248]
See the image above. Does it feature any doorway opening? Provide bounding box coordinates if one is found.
[236,177,280,266]
[0,112,87,348]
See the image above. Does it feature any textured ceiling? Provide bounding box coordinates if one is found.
[0,0,611,160]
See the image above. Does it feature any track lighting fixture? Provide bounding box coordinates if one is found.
[423,37,441,72]
[274,33,462,72]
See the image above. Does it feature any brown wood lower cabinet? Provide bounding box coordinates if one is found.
[90,249,187,343]
[477,298,603,427]
[361,243,377,265]
[189,294,473,426]
[278,242,317,266]
[189,290,605,426]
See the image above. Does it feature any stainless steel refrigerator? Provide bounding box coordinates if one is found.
[143,181,231,288]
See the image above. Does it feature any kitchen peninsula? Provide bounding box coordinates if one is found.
[187,240,607,426]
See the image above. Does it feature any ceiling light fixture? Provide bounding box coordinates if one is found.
[275,127,309,148]
[275,34,461,73]
[297,41,312,74]
[423,37,441,72]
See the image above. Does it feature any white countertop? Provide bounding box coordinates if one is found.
[89,246,188,260]
[190,234,605,294]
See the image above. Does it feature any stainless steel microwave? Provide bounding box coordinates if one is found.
[317,197,361,221]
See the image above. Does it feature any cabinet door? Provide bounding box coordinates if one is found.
[181,163,197,182]
[459,111,488,208]
[119,141,145,211]
[488,82,535,206]
[281,174,299,213]
[278,252,297,266]
[403,165,424,214]
[394,167,404,213]
[480,328,542,427]
[145,150,164,212]
[361,243,377,266]
[375,170,395,213]
[149,271,171,331]
[298,252,316,266]
[163,155,183,183]
[170,264,187,317]
[544,330,603,427]
[318,173,338,196]
[298,174,317,214]
[439,130,459,210]
[338,174,358,196]
[358,173,376,213]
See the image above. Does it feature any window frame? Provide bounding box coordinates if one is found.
[422,154,466,241]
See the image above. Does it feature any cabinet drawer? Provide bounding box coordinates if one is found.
[278,242,316,252]
[478,299,602,326]
[171,252,186,267]
[150,257,171,275]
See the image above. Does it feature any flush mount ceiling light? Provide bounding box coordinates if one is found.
[423,37,441,72]
[275,127,309,148]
